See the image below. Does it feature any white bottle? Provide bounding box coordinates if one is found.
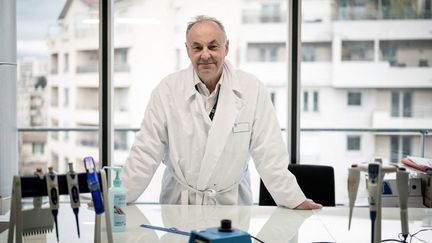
[106,166,127,232]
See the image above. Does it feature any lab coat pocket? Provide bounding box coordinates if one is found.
[232,122,250,133]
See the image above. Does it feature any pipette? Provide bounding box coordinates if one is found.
[347,165,360,230]
[368,163,380,243]
[46,166,60,242]
[396,168,409,241]
[66,162,81,238]
[84,156,105,215]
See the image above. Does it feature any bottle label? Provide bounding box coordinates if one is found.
[113,194,126,227]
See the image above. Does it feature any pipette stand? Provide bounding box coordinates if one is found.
[7,170,113,243]
[348,163,409,243]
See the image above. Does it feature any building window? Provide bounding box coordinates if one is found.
[303,90,319,112]
[247,43,285,62]
[50,53,58,74]
[390,135,412,163]
[391,90,412,117]
[32,142,45,154]
[114,48,130,72]
[64,88,69,107]
[63,53,69,72]
[380,40,432,67]
[114,131,128,150]
[347,91,362,106]
[347,135,361,151]
[260,3,282,23]
[302,42,332,62]
[303,91,309,112]
[313,91,319,111]
[341,41,374,61]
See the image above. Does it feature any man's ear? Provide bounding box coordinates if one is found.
[185,42,191,58]
[225,40,230,56]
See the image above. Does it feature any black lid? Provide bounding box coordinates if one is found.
[218,219,233,232]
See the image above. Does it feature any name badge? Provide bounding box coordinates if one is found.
[233,122,250,133]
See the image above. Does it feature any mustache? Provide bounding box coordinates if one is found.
[198,59,216,65]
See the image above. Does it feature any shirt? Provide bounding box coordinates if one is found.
[193,70,223,116]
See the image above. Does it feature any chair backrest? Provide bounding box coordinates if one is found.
[259,164,335,206]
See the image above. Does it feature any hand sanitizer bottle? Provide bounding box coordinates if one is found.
[105,166,127,232]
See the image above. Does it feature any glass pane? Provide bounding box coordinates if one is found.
[17,0,100,174]
[113,0,289,203]
[301,0,432,206]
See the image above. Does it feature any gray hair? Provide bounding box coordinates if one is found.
[186,15,227,40]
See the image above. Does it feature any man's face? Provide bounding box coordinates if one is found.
[186,21,229,85]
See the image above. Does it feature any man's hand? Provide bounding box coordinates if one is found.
[295,199,323,210]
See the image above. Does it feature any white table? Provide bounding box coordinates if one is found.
[2,204,432,242]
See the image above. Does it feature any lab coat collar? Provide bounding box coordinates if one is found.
[184,60,243,101]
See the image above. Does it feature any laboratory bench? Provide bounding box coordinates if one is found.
[1,204,432,242]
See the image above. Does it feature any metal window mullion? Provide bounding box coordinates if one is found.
[99,0,113,169]
[286,0,301,164]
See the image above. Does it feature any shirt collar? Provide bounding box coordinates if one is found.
[185,60,243,101]
[194,70,224,97]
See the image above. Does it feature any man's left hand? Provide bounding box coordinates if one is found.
[295,199,323,210]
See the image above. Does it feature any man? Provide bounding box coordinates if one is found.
[121,15,322,209]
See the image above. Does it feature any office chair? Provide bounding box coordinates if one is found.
[259,164,335,206]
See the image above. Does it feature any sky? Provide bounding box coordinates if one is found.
[17,0,66,59]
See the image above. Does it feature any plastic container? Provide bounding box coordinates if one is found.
[104,166,127,232]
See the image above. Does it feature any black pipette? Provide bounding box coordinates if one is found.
[46,166,60,242]
[66,162,81,238]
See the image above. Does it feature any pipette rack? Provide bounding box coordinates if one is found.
[8,170,113,243]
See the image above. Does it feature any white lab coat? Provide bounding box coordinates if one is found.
[121,61,306,208]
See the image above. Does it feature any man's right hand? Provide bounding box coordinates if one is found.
[295,199,323,210]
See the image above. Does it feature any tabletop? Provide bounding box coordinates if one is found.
[2,204,432,242]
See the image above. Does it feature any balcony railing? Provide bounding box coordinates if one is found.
[18,127,431,157]
[335,7,432,20]
[76,64,98,73]
[76,63,131,73]
[242,10,287,24]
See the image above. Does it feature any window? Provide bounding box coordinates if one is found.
[14,0,101,177]
[301,0,432,206]
[347,136,361,151]
[380,40,432,67]
[303,91,309,112]
[63,53,69,72]
[114,131,128,151]
[391,91,412,117]
[50,53,59,74]
[114,48,130,72]
[63,88,69,107]
[347,91,361,106]
[302,42,332,62]
[313,91,319,112]
[302,90,319,112]
[261,3,282,23]
[3,0,429,208]
[390,135,412,163]
[247,43,285,62]
[341,41,374,61]
[32,142,45,154]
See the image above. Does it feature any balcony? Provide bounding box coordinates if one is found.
[75,108,99,124]
[372,110,432,130]
[334,7,432,20]
[332,62,432,88]
[77,63,98,73]
[242,9,287,24]
[239,62,287,85]
[301,63,332,86]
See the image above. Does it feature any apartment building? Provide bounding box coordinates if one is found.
[45,0,432,203]
[17,58,48,175]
